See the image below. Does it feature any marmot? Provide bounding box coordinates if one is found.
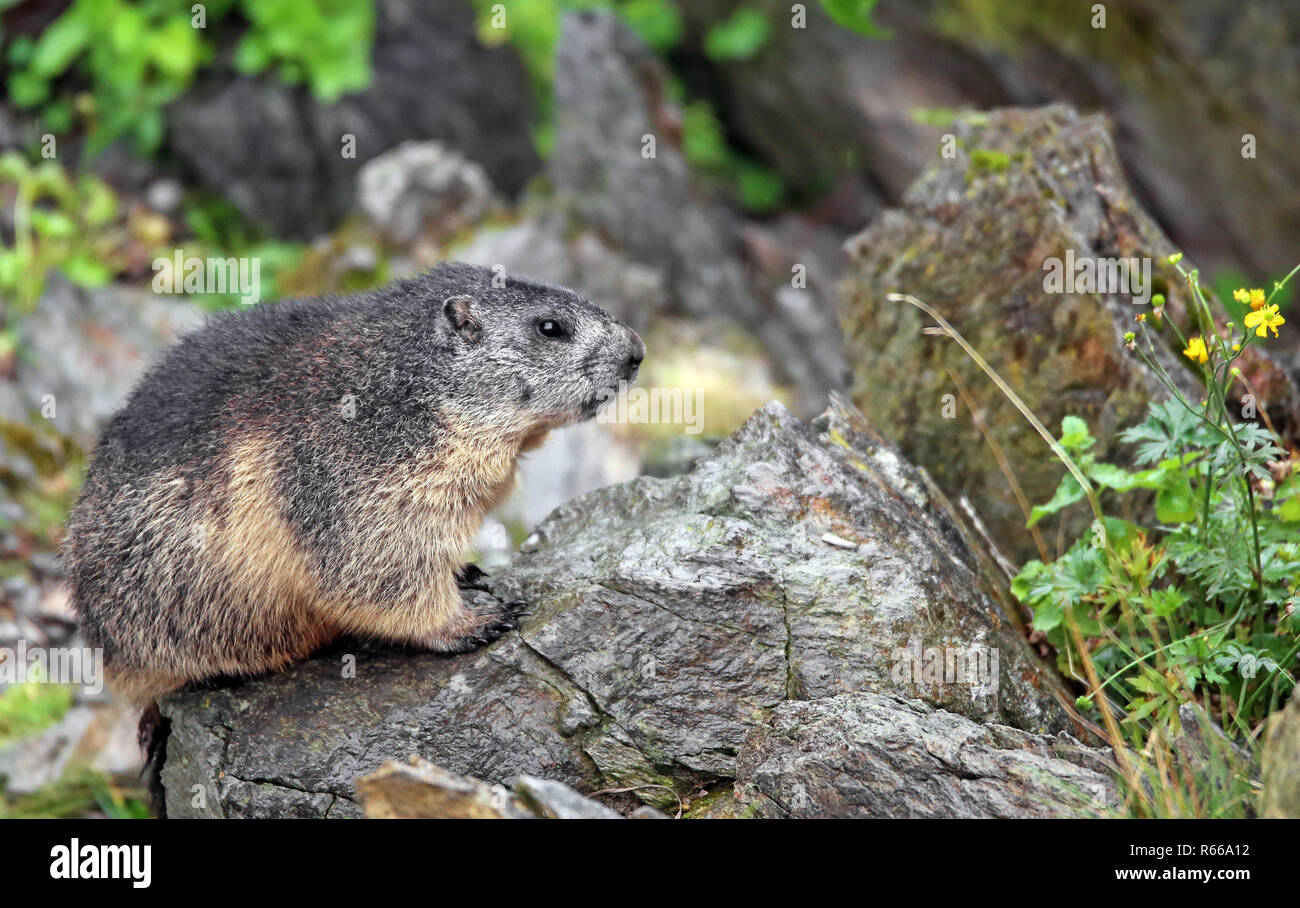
[65,262,644,707]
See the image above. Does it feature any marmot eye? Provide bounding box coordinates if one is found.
[536,319,567,339]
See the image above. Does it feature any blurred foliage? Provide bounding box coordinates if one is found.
[0,765,150,819]
[230,0,374,101]
[2,0,374,156]
[703,7,772,60]
[0,147,309,324]
[818,0,886,37]
[180,196,310,309]
[680,100,784,212]
[0,675,74,744]
[468,0,882,212]
[0,151,122,320]
[0,417,85,552]
[0,640,147,820]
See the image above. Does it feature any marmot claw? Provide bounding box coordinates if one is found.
[453,600,530,651]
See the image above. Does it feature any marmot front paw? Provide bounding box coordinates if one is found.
[444,599,531,653]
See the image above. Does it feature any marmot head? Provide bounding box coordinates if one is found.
[424,263,645,430]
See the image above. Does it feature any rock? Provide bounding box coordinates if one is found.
[0,701,142,794]
[167,0,539,238]
[673,0,1300,282]
[551,12,748,326]
[839,105,1300,560]
[144,178,184,216]
[513,775,622,819]
[355,757,625,818]
[628,805,670,819]
[159,395,1105,818]
[357,757,532,819]
[1262,686,1300,818]
[357,141,501,246]
[452,213,670,334]
[735,692,1114,818]
[546,12,848,415]
[0,274,204,450]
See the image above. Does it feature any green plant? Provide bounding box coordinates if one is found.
[0,676,74,745]
[0,151,122,319]
[0,148,311,324]
[181,194,310,309]
[818,0,887,38]
[680,100,784,212]
[230,0,373,101]
[467,0,890,210]
[0,769,150,819]
[703,7,772,61]
[1012,260,1299,743]
[4,0,374,156]
[892,256,1299,817]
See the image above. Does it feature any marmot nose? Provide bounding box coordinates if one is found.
[622,330,645,380]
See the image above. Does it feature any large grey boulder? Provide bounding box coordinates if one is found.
[0,275,203,450]
[167,0,539,238]
[159,395,1111,818]
[840,105,1300,561]
[356,141,501,246]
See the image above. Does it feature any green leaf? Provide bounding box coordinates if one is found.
[818,0,888,38]
[736,161,785,213]
[619,0,683,51]
[1155,477,1197,524]
[1011,560,1047,603]
[1027,474,1084,527]
[1277,495,1300,523]
[1032,596,1064,632]
[1058,415,1095,452]
[8,71,50,108]
[704,7,772,61]
[1099,516,1141,550]
[29,12,90,77]
[1085,460,1137,491]
[233,35,272,75]
[29,209,76,239]
[1147,587,1188,618]
[59,253,112,286]
[150,18,203,79]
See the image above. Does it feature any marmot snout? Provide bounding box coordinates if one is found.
[64,262,645,706]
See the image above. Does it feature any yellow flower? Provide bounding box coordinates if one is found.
[1244,304,1285,338]
[1135,312,1146,322]
[1183,336,1209,364]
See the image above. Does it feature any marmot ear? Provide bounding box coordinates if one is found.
[443,295,481,344]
